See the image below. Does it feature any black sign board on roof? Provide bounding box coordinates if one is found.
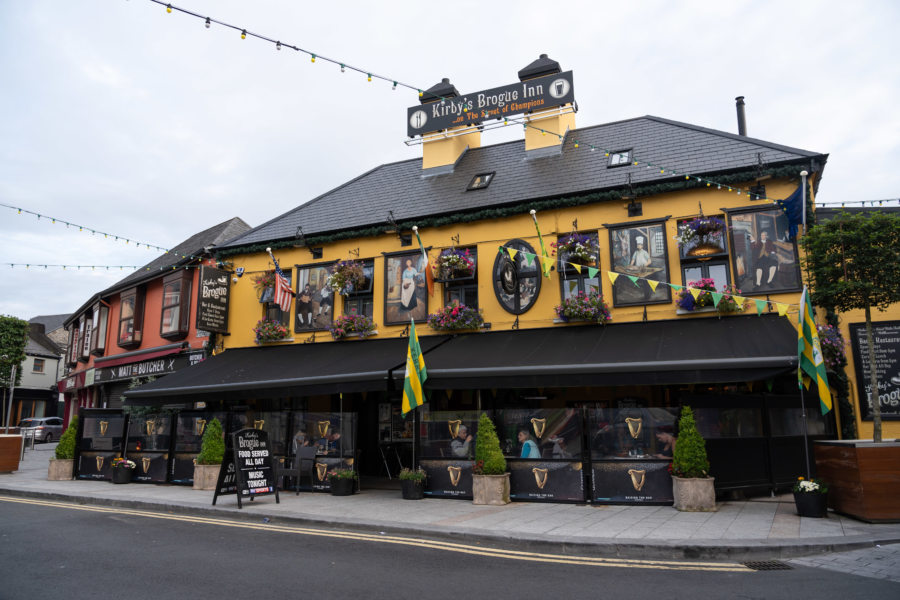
[849,321,900,421]
[196,266,231,334]
[212,428,279,508]
[406,71,574,137]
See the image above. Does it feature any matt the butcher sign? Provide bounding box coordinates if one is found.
[94,351,205,384]
[407,71,574,137]
[196,266,230,334]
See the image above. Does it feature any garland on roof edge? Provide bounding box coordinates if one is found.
[216,162,811,259]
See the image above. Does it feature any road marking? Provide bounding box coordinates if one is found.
[0,495,752,572]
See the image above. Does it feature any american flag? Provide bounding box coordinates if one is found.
[270,252,293,313]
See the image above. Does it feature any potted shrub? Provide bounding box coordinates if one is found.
[48,415,78,481]
[472,413,510,505]
[551,232,599,267]
[327,468,358,496]
[398,467,427,500]
[253,318,289,344]
[670,406,716,511]
[554,291,612,324]
[426,301,484,331]
[110,457,136,484]
[325,260,366,296]
[792,476,829,518]
[193,417,224,490]
[433,248,475,280]
[329,314,377,340]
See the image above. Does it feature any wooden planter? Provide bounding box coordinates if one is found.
[193,463,222,490]
[48,458,75,481]
[672,476,717,511]
[0,435,22,473]
[472,473,510,505]
[814,440,900,523]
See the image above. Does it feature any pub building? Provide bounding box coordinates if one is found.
[125,55,837,502]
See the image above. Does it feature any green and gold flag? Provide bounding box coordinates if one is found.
[798,287,832,415]
[401,318,428,416]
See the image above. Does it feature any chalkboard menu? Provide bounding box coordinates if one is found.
[196,266,230,333]
[850,320,900,421]
[213,428,279,508]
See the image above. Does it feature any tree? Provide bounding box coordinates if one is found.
[802,211,900,442]
[0,316,29,428]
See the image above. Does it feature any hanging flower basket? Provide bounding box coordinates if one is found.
[427,301,484,331]
[554,291,611,324]
[253,271,276,301]
[433,248,475,281]
[329,314,377,340]
[675,217,727,253]
[551,232,599,267]
[325,260,366,296]
[817,324,847,371]
[253,318,289,344]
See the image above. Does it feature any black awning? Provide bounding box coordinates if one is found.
[124,335,450,405]
[420,314,798,389]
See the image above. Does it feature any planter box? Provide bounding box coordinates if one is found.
[193,463,222,491]
[401,479,425,500]
[48,458,75,481]
[672,476,716,511]
[814,439,900,523]
[0,435,22,473]
[472,473,510,505]
[111,467,133,484]
[794,492,828,518]
[330,477,356,496]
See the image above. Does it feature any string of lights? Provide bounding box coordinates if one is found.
[1,202,202,261]
[3,263,212,272]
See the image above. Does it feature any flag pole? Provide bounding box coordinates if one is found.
[800,170,808,235]
[798,288,812,480]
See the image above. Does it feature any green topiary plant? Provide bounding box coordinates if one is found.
[196,418,225,465]
[474,413,507,475]
[55,415,78,460]
[671,406,709,478]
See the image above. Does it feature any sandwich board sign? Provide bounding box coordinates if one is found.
[212,428,279,509]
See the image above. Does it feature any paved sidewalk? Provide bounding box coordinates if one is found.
[790,543,900,583]
[3,443,900,561]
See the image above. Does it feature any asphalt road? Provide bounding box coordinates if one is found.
[0,497,896,600]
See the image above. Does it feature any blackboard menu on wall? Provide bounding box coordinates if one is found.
[850,321,900,421]
[196,266,230,333]
[213,428,279,508]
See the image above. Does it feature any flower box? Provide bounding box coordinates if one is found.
[427,302,484,331]
[675,280,745,314]
[554,291,611,324]
[329,315,377,340]
[253,319,290,344]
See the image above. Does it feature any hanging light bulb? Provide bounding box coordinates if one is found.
[276,41,281,51]
[367,73,372,82]
[205,17,210,28]
[574,142,579,148]
[166,4,172,13]
[340,63,345,73]
[241,29,247,40]
[311,54,316,63]
[392,81,397,90]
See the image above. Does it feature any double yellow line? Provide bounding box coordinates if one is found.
[0,495,751,572]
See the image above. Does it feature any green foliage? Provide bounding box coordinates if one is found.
[55,416,78,460]
[803,211,900,313]
[327,468,358,481]
[0,315,29,388]
[671,406,710,478]
[196,418,225,465]
[398,467,426,482]
[474,413,507,475]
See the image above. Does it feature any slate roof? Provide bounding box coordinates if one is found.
[220,115,826,250]
[29,314,69,333]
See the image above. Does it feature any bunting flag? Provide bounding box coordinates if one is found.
[647,280,660,292]
[507,248,519,261]
[529,210,552,278]
[267,248,293,313]
[711,292,723,307]
[776,186,804,240]
[412,226,434,297]
[777,303,788,317]
[627,275,639,286]
[755,299,767,315]
[570,263,582,274]
[401,318,428,416]
[798,287,833,414]
[608,272,619,285]
[587,267,599,279]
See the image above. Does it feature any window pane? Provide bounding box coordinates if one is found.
[684,266,703,283]
[163,282,181,307]
[562,278,579,301]
[119,319,133,343]
[161,307,180,333]
[585,277,600,295]
[708,264,729,289]
[121,297,134,319]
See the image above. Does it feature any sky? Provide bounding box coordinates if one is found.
[2,0,899,322]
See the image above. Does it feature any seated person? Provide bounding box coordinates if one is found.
[450,425,473,458]
[518,429,541,459]
[654,427,676,458]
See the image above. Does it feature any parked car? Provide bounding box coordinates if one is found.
[17,417,64,443]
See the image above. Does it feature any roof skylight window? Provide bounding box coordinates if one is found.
[467,172,495,190]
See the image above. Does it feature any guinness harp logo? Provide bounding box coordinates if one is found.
[315,462,328,481]
[532,467,549,490]
[254,420,265,430]
[572,462,582,471]
[95,456,105,471]
[448,420,461,438]
[192,458,197,466]
[625,417,642,439]
[195,419,207,436]
[628,469,646,492]
[530,418,546,439]
[447,466,462,487]
[317,421,330,437]
[145,419,156,436]
[142,457,152,473]
[99,421,108,436]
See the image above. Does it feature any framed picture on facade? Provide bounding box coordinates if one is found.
[384,251,428,325]
[608,222,671,307]
[727,207,802,295]
[294,262,335,333]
